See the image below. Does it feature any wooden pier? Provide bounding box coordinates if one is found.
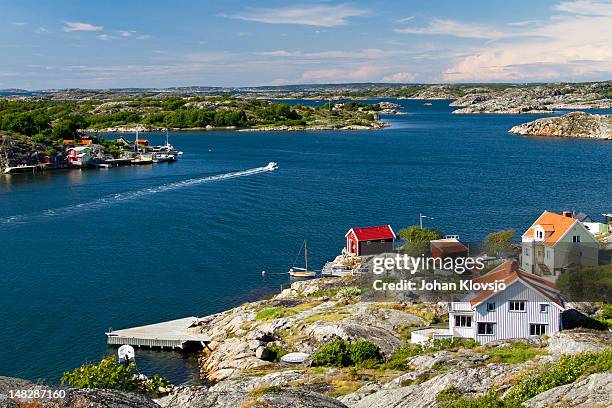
[106,317,210,350]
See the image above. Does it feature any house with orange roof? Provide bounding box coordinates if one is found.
[429,260,565,345]
[520,211,599,281]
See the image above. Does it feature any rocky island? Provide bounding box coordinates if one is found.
[510,112,612,140]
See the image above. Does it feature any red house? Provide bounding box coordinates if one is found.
[430,237,468,259]
[345,225,396,256]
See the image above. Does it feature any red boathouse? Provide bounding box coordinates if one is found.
[345,225,396,256]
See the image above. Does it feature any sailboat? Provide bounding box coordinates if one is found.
[288,240,317,278]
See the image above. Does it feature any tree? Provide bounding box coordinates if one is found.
[484,229,515,256]
[398,226,441,256]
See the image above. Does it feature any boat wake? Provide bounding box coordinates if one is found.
[0,162,278,226]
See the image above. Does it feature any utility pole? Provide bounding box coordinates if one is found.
[419,213,434,229]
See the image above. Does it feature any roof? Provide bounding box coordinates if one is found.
[431,238,468,254]
[574,212,592,223]
[470,260,563,308]
[346,225,396,241]
[523,211,577,245]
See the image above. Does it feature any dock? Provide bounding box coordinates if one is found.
[106,317,210,350]
[3,163,47,174]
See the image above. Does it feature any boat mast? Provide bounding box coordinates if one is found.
[165,127,169,147]
[304,240,308,271]
[134,130,139,153]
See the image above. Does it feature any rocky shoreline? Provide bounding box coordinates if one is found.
[1,276,611,407]
[509,111,612,140]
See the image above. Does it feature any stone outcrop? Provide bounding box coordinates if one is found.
[509,111,612,139]
[523,371,612,408]
[451,83,612,114]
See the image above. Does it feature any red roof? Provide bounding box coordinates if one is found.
[470,260,563,308]
[346,225,396,241]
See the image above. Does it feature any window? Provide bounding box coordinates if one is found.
[546,250,550,259]
[509,300,526,312]
[572,235,581,243]
[530,324,547,335]
[536,230,543,239]
[487,302,495,312]
[454,315,472,327]
[540,303,548,313]
[524,247,530,256]
[477,322,494,335]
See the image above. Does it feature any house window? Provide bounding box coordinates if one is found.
[546,250,550,260]
[487,302,495,312]
[454,315,472,327]
[509,300,526,312]
[477,322,494,335]
[530,324,547,335]
[536,230,543,239]
[524,247,530,256]
[572,235,581,243]
[540,304,548,313]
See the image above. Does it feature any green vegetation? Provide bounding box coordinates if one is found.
[337,286,362,298]
[255,307,298,321]
[266,344,289,362]
[506,349,612,404]
[249,384,283,398]
[61,356,171,396]
[0,96,383,145]
[383,338,478,370]
[437,349,612,407]
[556,265,612,304]
[484,229,515,257]
[311,339,382,367]
[479,342,546,364]
[397,226,442,256]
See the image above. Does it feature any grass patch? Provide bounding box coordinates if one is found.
[303,312,351,323]
[290,301,323,313]
[266,344,289,362]
[255,307,298,322]
[307,288,339,298]
[436,349,612,407]
[479,342,546,364]
[249,385,283,398]
[382,338,479,370]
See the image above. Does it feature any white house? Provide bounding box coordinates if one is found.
[411,260,565,345]
[520,211,599,281]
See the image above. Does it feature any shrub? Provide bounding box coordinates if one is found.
[61,356,171,396]
[349,340,382,366]
[337,287,362,299]
[312,339,352,367]
[311,339,382,367]
[266,344,289,362]
[437,387,507,408]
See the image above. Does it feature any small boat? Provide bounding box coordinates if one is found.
[265,161,278,171]
[423,102,433,106]
[288,240,317,278]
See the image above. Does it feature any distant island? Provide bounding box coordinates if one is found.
[1,81,611,172]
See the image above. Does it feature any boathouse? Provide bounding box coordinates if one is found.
[430,236,469,259]
[345,225,396,256]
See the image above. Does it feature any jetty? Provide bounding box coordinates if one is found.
[3,163,47,174]
[106,317,210,350]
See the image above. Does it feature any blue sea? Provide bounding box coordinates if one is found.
[0,99,610,384]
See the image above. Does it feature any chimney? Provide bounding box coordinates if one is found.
[563,211,572,218]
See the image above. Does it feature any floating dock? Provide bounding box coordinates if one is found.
[106,317,210,350]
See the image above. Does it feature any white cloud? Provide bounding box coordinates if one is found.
[382,72,416,82]
[11,22,27,26]
[554,0,612,16]
[97,34,110,41]
[135,34,152,40]
[507,20,540,27]
[118,30,134,37]
[394,18,507,39]
[63,21,103,32]
[254,48,407,59]
[222,4,369,27]
[34,27,49,34]
[443,1,612,82]
[396,16,415,23]
[300,65,388,82]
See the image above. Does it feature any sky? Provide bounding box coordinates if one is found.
[1,0,611,89]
